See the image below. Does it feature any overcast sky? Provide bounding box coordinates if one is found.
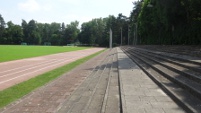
[0,0,136,25]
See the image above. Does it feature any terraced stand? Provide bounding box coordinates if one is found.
[133,45,201,57]
[121,46,201,113]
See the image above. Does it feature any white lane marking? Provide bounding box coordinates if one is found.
[0,50,92,73]
[0,57,78,84]
[0,57,78,78]
[0,59,58,74]
[0,52,92,76]
[0,49,103,85]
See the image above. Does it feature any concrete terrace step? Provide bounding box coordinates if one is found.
[133,45,201,58]
[127,47,201,100]
[133,50,201,84]
[133,48,201,75]
[117,47,185,113]
[121,46,201,112]
[131,50,201,100]
[135,47,201,66]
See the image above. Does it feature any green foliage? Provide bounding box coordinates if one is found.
[0,14,6,43]
[0,15,81,46]
[131,0,201,45]
[0,12,130,47]
[2,21,23,44]
[79,18,106,46]
[78,15,130,47]
[63,21,80,45]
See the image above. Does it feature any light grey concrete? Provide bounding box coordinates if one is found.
[117,47,186,113]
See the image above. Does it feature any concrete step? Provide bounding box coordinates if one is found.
[133,50,201,84]
[134,47,201,66]
[130,51,201,100]
[121,46,201,113]
[134,48,201,73]
[123,47,201,97]
[133,45,201,58]
[118,47,186,113]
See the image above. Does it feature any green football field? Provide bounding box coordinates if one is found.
[0,45,89,62]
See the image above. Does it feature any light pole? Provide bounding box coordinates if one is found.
[128,25,129,45]
[110,28,112,49]
[133,28,135,45]
[135,23,138,45]
[120,27,122,46]
[133,23,137,45]
[126,18,130,45]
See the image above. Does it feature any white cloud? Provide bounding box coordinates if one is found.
[58,0,82,6]
[0,9,6,14]
[43,4,52,11]
[64,14,94,23]
[18,0,53,13]
[18,0,40,12]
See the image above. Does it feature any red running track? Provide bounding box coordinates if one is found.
[0,48,104,91]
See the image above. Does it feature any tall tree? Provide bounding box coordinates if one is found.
[21,19,28,44]
[0,14,6,44]
[50,22,61,45]
[134,0,201,45]
[63,21,79,45]
[4,21,23,44]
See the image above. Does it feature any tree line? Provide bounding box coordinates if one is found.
[130,0,201,45]
[0,0,200,46]
[0,13,130,46]
[0,15,80,46]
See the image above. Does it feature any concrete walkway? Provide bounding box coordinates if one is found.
[117,48,186,113]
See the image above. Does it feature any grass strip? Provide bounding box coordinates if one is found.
[0,45,89,62]
[0,49,106,109]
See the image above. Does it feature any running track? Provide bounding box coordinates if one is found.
[0,48,104,91]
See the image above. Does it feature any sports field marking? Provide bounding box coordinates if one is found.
[0,57,76,78]
[0,58,75,84]
[0,56,82,84]
[0,59,56,74]
[0,49,90,76]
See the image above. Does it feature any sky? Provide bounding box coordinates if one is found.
[0,0,136,26]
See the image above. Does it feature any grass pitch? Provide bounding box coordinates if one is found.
[0,45,89,62]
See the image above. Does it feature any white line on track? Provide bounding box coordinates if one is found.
[0,48,104,90]
[0,50,89,74]
[0,57,77,78]
[0,56,80,84]
[0,59,57,74]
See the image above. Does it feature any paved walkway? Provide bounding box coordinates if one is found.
[117,48,186,113]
